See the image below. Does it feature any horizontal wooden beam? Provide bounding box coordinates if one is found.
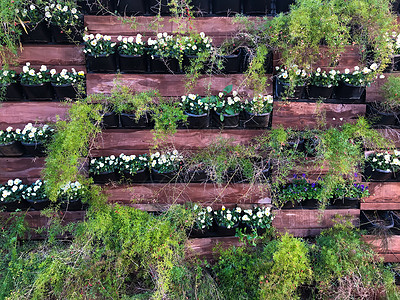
[0,157,44,184]
[366,73,400,103]
[361,182,400,210]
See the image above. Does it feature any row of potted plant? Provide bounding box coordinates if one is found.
[0,64,85,101]
[0,124,54,157]
[190,204,274,237]
[275,64,382,101]
[17,2,83,44]
[0,179,88,211]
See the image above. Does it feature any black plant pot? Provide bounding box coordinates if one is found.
[361,210,394,232]
[20,22,51,44]
[301,198,319,209]
[184,169,208,183]
[121,168,150,183]
[148,0,170,15]
[191,0,211,15]
[59,198,84,211]
[50,24,83,44]
[217,49,243,73]
[0,199,30,212]
[101,111,120,128]
[21,142,46,157]
[86,53,117,73]
[307,85,334,99]
[263,51,273,73]
[21,83,54,101]
[149,56,180,73]
[243,0,269,15]
[120,112,150,128]
[78,0,113,14]
[287,137,305,152]
[213,111,240,128]
[243,111,270,128]
[0,141,24,157]
[363,164,394,181]
[52,83,80,100]
[275,0,294,13]
[281,201,303,209]
[26,198,50,211]
[188,227,215,238]
[183,54,208,73]
[394,55,400,71]
[0,83,24,101]
[332,197,360,209]
[118,53,148,73]
[91,170,119,184]
[335,81,366,102]
[151,169,178,183]
[366,103,399,126]
[185,112,210,129]
[275,78,305,99]
[212,0,241,15]
[215,223,239,236]
[116,0,146,15]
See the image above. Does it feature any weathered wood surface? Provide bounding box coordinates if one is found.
[186,237,242,259]
[375,129,400,148]
[0,102,70,130]
[0,157,44,184]
[366,73,400,103]
[104,183,271,205]
[361,182,400,210]
[86,73,273,96]
[272,102,366,130]
[363,235,400,262]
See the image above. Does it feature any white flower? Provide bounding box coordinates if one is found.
[242,215,250,221]
[226,214,232,221]
[91,40,97,46]
[206,206,212,213]
[30,4,35,10]
[22,66,29,73]
[50,69,57,75]
[157,33,162,39]
[218,92,224,98]
[29,69,35,76]
[370,63,378,70]
[344,68,350,74]
[7,179,13,186]
[354,66,360,71]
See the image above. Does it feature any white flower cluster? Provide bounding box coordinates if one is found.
[58,181,85,201]
[0,126,19,144]
[370,151,400,172]
[20,123,53,143]
[44,3,79,21]
[241,206,274,228]
[276,65,308,81]
[90,155,119,170]
[244,94,273,115]
[0,179,24,203]
[50,68,85,84]
[22,62,47,78]
[83,34,116,55]
[22,179,46,201]
[117,34,143,45]
[150,150,183,170]
[194,204,213,229]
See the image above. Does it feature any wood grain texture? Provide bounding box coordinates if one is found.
[92,129,264,156]
[0,157,44,184]
[86,73,273,97]
[103,183,271,205]
[0,102,70,130]
[375,129,400,148]
[361,182,400,210]
[272,102,366,130]
[186,237,242,260]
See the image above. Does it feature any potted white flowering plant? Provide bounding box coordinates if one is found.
[0,69,23,101]
[83,34,117,73]
[89,155,120,183]
[0,178,27,211]
[213,206,241,236]
[385,32,400,72]
[57,181,87,210]
[180,93,210,128]
[275,65,308,99]
[0,127,24,156]
[20,63,53,100]
[336,65,378,102]
[180,32,213,72]
[147,33,181,73]
[240,206,274,234]
[18,3,51,43]
[189,204,214,237]
[50,68,85,100]
[365,151,400,181]
[45,2,83,44]
[307,68,340,99]
[117,34,147,73]
[211,85,243,128]
[243,94,273,128]
[22,179,49,210]
[116,0,146,16]
[118,153,150,183]
[19,123,54,157]
[150,150,183,183]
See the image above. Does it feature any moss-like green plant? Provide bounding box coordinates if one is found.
[380,75,400,112]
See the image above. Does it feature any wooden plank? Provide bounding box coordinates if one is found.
[366,73,400,103]
[363,235,400,253]
[92,129,264,156]
[0,157,44,184]
[361,182,400,210]
[375,129,400,148]
[272,102,366,130]
[104,183,271,205]
[86,73,273,97]
[186,237,242,260]
[0,102,70,130]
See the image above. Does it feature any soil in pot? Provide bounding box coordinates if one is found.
[121,168,150,183]
[243,0,270,15]
[116,0,146,15]
[216,49,243,73]
[363,164,394,181]
[335,81,366,102]
[307,85,334,100]
[120,112,151,128]
[151,169,178,183]
[366,103,399,127]
[286,137,305,152]
[26,198,50,211]
[21,83,54,100]
[101,111,120,128]
[212,0,241,15]
[243,111,270,128]
[21,142,46,157]
[149,56,180,73]
[86,53,117,73]
[182,55,209,73]
[275,78,305,99]
[52,83,80,100]
[212,111,240,128]
[184,112,210,129]
[118,53,148,73]
[0,141,25,157]
[20,22,51,43]
[0,83,24,101]
[91,171,120,184]
[50,24,83,44]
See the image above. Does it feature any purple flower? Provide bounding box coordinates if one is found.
[354,173,358,177]
[304,188,308,191]
[311,183,316,188]
[293,174,297,178]
[302,173,306,178]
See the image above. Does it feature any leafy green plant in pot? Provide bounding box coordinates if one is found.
[83,33,117,73]
[215,38,244,73]
[50,68,85,100]
[147,33,181,73]
[210,84,243,128]
[0,127,24,156]
[117,34,147,73]
[86,92,119,128]
[118,153,150,183]
[307,68,340,100]
[22,179,49,210]
[189,204,214,237]
[365,151,400,181]
[150,150,183,183]
[20,63,54,100]
[19,123,54,157]
[57,180,88,210]
[367,75,400,126]
[243,94,273,128]
[18,3,51,43]
[333,180,369,208]
[181,32,213,73]
[89,155,120,184]
[180,93,211,128]
[44,2,83,44]
[240,206,274,235]
[0,69,23,101]
[275,65,308,99]
[0,178,28,211]
[213,206,241,236]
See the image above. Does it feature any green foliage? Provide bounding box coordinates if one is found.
[381,75,400,112]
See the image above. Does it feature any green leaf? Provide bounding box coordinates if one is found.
[224,84,233,94]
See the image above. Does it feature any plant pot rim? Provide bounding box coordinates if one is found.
[123,168,147,175]
[26,198,49,203]
[152,168,177,174]
[151,55,178,60]
[374,168,393,174]
[0,82,18,87]
[309,84,334,88]
[215,111,240,117]
[51,82,74,87]
[340,81,365,88]
[246,110,271,117]
[21,82,50,87]
[21,141,43,146]
[368,102,399,116]
[276,77,305,87]
[185,111,209,117]
[118,53,145,58]
[87,53,115,58]
[0,140,18,146]
[120,112,149,117]
[91,170,117,176]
